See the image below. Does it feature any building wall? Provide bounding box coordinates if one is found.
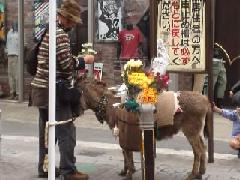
[4,0,193,92]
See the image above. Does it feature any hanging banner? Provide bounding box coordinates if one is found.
[158,0,206,72]
[97,0,122,41]
[33,1,49,41]
[0,2,5,40]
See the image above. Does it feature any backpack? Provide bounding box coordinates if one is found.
[26,28,48,76]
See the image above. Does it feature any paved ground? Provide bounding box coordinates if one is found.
[0,100,240,180]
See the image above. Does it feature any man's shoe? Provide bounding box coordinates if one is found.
[38,167,60,178]
[61,171,89,180]
[38,171,48,178]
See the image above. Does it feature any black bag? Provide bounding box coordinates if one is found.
[56,79,82,118]
[26,28,48,76]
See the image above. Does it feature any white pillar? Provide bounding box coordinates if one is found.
[88,0,93,43]
[48,0,56,179]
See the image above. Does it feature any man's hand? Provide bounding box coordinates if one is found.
[84,54,94,64]
[229,91,233,97]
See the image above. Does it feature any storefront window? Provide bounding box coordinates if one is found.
[0,0,89,100]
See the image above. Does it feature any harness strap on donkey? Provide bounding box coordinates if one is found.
[95,95,108,124]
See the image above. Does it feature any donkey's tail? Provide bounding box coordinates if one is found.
[203,102,213,139]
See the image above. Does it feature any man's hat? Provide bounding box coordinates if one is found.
[57,0,82,23]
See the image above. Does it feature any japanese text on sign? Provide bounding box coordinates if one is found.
[159,0,205,72]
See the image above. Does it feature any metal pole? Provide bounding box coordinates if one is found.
[139,104,155,180]
[142,130,155,180]
[139,0,157,179]
[206,0,214,163]
[48,0,56,179]
[18,0,24,102]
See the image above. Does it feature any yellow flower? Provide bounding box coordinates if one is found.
[137,87,157,103]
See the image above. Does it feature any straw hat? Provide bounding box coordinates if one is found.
[57,0,82,23]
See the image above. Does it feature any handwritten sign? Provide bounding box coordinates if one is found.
[158,0,206,72]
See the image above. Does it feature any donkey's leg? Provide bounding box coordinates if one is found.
[119,149,128,176]
[199,136,206,175]
[125,150,134,180]
[185,135,203,180]
[130,151,136,173]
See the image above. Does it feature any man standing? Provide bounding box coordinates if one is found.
[30,0,94,179]
[6,22,19,100]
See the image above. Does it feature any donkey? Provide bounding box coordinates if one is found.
[77,78,211,180]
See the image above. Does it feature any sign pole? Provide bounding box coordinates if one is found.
[139,1,157,179]
[139,104,155,180]
[48,0,56,179]
[206,0,215,163]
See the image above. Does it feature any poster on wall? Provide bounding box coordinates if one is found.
[93,63,103,81]
[33,1,49,41]
[0,2,5,40]
[158,0,206,72]
[97,0,122,41]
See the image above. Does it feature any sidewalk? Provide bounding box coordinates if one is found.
[0,100,239,180]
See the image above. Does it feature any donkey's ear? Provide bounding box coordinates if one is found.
[76,73,87,82]
[96,80,107,87]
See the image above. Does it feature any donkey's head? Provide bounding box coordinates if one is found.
[77,78,107,111]
[76,77,120,128]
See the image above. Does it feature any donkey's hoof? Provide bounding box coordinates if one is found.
[199,168,206,175]
[186,173,202,180]
[118,169,127,176]
[123,172,132,180]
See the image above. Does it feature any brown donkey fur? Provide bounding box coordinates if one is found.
[77,79,211,180]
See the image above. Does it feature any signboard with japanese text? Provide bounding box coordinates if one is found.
[158,0,206,72]
[97,0,122,41]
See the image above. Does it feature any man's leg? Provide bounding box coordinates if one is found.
[7,56,15,98]
[216,64,227,107]
[38,108,48,176]
[57,121,88,179]
[12,56,19,99]
[57,121,77,175]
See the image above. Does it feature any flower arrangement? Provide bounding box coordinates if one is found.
[80,42,97,55]
[79,43,97,55]
[122,59,157,104]
[72,42,97,60]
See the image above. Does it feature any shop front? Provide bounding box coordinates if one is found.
[0,0,89,100]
